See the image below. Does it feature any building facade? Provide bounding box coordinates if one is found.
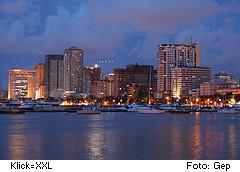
[83,65,102,96]
[8,69,36,100]
[64,47,84,95]
[45,55,64,98]
[113,64,156,98]
[157,43,200,98]
[172,67,211,98]
[200,82,216,96]
[200,71,238,96]
[92,73,114,98]
[34,63,45,99]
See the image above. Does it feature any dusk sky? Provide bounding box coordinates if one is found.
[0,0,240,89]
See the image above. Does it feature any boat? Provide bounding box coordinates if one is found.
[100,105,127,112]
[19,101,38,112]
[0,109,25,114]
[138,108,165,114]
[77,110,101,115]
[126,104,141,112]
[33,101,65,112]
[217,108,239,114]
[0,101,25,114]
[168,108,191,114]
[198,106,218,112]
[159,104,177,111]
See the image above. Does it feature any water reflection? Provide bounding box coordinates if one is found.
[190,124,202,159]
[87,130,105,160]
[228,125,237,159]
[7,118,42,159]
[171,125,183,159]
[7,119,26,159]
[1,112,240,159]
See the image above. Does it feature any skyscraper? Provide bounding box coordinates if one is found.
[64,47,84,95]
[84,65,102,95]
[8,69,36,100]
[45,55,64,98]
[34,63,45,99]
[157,43,200,98]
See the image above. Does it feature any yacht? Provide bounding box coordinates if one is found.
[168,107,191,114]
[77,110,101,115]
[138,107,165,114]
[126,104,142,112]
[198,106,218,112]
[217,108,239,114]
[33,101,65,112]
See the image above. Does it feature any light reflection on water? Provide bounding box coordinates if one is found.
[0,112,240,160]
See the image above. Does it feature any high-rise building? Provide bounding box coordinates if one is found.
[8,69,36,100]
[172,67,211,98]
[83,65,102,97]
[157,43,200,98]
[113,64,156,98]
[45,55,64,98]
[64,47,84,95]
[92,73,114,98]
[34,63,45,99]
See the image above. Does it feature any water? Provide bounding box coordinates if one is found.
[0,112,240,160]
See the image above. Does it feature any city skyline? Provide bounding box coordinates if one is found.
[0,0,240,89]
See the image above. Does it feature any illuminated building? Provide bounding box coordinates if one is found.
[8,69,36,100]
[84,65,102,96]
[200,71,238,96]
[34,63,45,99]
[64,47,84,95]
[216,88,240,95]
[45,55,64,98]
[113,64,156,98]
[92,74,114,98]
[157,43,200,98]
[200,82,216,96]
[172,67,211,98]
[214,71,237,83]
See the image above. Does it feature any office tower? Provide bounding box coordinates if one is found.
[92,74,114,98]
[83,65,102,97]
[64,47,84,95]
[113,64,156,98]
[45,55,64,98]
[157,43,200,98]
[8,69,36,100]
[34,63,45,99]
[172,67,211,98]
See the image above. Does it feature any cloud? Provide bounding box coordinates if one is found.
[0,3,134,57]
[0,0,240,75]
[89,0,239,32]
[0,0,32,15]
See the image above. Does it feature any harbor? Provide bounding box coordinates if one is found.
[1,100,240,115]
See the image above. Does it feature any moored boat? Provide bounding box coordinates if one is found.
[0,109,25,114]
[138,108,165,114]
[217,108,239,114]
[168,108,191,114]
[77,110,101,115]
[198,106,218,112]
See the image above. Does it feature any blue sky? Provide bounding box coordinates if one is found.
[0,0,240,89]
